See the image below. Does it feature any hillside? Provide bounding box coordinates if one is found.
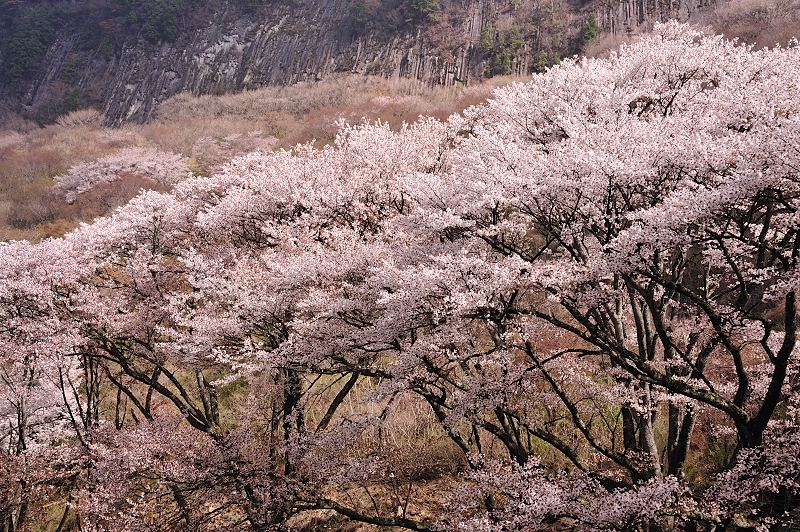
[0,0,754,126]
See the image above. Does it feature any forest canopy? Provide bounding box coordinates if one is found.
[1,23,799,530]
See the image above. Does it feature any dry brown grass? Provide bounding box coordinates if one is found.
[150,74,517,150]
[584,33,638,59]
[0,123,136,240]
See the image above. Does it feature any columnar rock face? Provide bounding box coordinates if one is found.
[4,0,716,125]
[595,0,716,35]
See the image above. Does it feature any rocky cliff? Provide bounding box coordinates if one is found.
[595,0,716,35]
[0,0,716,126]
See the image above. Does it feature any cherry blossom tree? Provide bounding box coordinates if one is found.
[53,147,191,204]
[0,21,797,531]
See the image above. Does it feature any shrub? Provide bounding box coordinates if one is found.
[55,109,103,128]
[581,13,601,47]
[406,0,441,24]
[52,146,191,203]
[482,25,526,77]
[116,0,204,42]
[350,0,373,34]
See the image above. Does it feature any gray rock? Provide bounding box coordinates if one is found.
[6,0,713,126]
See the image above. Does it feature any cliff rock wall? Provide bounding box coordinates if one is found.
[3,0,716,126]
[595,0,716,35]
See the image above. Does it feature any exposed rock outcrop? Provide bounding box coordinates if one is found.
[595,0,717,36]
[2,0,717,126]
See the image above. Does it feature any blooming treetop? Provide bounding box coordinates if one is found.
[0,22,797,531]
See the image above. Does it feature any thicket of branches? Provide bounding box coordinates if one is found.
[1,23,799,530]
